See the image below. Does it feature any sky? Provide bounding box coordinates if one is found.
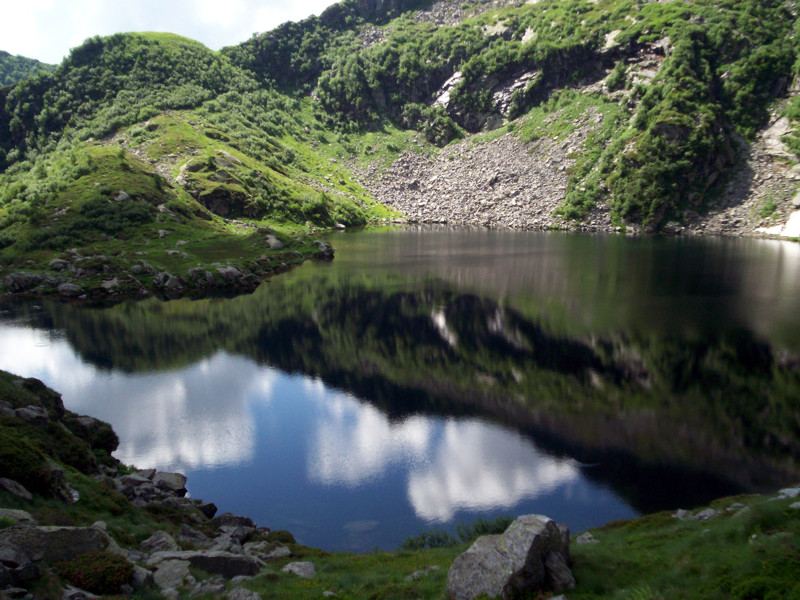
[1,0,341,65]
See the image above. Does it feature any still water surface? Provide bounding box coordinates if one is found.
[1,228,799,550]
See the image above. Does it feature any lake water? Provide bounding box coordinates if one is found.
[1,227,799,551]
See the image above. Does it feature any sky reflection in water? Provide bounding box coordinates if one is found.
[0,322,629,550]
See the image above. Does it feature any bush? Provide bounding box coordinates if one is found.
[456,515,513,543]
[399,528,457,550]
[266,530,297,544]
[58,551,134,594]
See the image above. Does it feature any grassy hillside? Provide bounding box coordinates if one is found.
[0,33,395,297]
[0,0,799,297]
[0,50,55,86]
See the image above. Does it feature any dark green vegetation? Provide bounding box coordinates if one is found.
[400,516,514,550]
[0,50,55,86]
[1,0,799,293]
[2,369,800,598]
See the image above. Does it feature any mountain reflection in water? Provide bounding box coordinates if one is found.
[0,228,799,550]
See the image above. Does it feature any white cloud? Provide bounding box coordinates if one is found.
[0,0,341,64]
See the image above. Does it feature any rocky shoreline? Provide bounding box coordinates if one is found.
[0,373,321,599]
[0,241,334,303]
[360,106,800,240]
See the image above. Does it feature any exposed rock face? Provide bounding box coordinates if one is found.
[363,130,610,231]
[446,515,575,600]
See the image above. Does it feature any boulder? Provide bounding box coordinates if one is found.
[0,562,10,588]
[13,405,49,424]
[0,540,31,567]
[446,515,574,600]
[153,559,191,590]
[136,468,156,480]
[264,235,283,250]
[11,559,39,584]
[576,532,598,545]
[197,502,218,519]
[48,259,71,271]
[544,550,576,592]
[211,534,244,554]
[282,561,316,579]
[4,272,41,293]
[131,564,155,589]
[0,509,36,526]
[152,472,188,496]
[62,585,98,599]
[314,240,334,259]
[0,479,33,501]
[218,525,254,543]
[175,525,214,549]
[140,530,181,554]
[57,282,84,298]
[210,514,255,529]
[227,588,262,600]
[0,525,109,564]
[243,541,290,561]
[189,576,226,597]
[147,550,261,578]
[216,266,243,283]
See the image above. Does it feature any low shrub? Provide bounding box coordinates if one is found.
[58,551,134,594]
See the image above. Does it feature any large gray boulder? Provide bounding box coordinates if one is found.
[282,561,316,579]
[140,530,181,554]
[147,550,261,578]
[446,515,575,600]
[57,282,84,298]
[153,559,191,590]
[0,525,109,564]
[152,472,188,496]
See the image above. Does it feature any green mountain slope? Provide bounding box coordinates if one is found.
[0,0,799,297]
[0,50,55,86]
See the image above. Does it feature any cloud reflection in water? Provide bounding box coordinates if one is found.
[0,322,580,524]
[305,378,579,521]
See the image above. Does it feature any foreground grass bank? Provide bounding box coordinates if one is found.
[1,369,799,599]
